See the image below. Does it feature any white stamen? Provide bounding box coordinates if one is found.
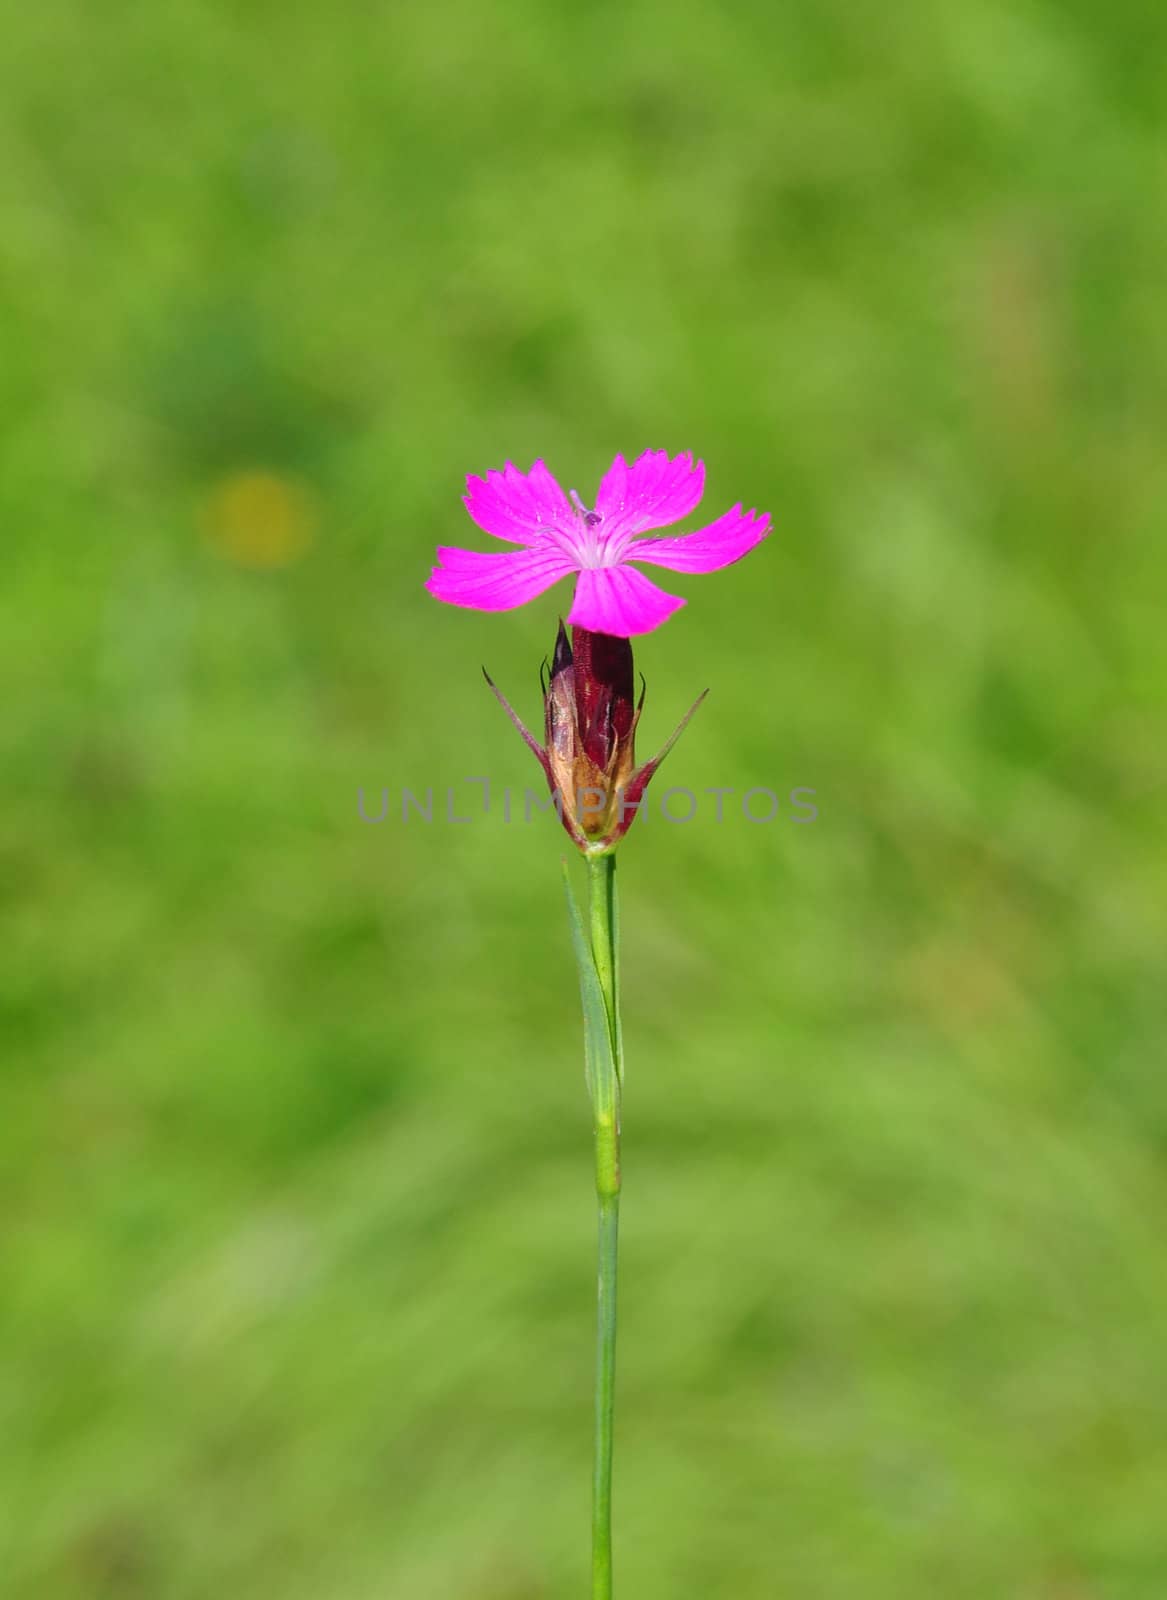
[568,488,607,567]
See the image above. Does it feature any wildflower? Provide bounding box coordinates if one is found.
[426,449,770,637]
[425,450,778,1585]
[485,620,706,855]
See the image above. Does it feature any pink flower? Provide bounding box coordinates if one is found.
[426,449,770,637]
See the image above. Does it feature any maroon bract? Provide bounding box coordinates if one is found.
[485,621,706,855]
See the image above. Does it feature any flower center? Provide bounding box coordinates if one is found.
[569,490,606,567]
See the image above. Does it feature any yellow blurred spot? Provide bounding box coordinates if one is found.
[202,470,317,569]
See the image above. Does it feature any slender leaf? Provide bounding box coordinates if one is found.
[563,862,620,1120]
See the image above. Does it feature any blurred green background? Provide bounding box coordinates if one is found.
[3,0,1165,1595]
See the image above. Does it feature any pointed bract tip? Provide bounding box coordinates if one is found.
[552,618,573,678]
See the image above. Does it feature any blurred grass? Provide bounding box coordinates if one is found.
[2,0,1166,1595]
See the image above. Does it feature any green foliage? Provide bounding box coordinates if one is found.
[2,0,1166,1594]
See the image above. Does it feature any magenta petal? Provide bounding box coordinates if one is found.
[463,459,578,546]
[594,449,705,546]
[626,505,771,574]
[426,544,576,612]
[567,564,685,638]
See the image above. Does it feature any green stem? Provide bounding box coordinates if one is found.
[593,1190,619,1600]
[588,855,619,1072]
[586,855,621,1600]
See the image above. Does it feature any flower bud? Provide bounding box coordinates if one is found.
[485,622,707,855]
[543,623,638,845]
